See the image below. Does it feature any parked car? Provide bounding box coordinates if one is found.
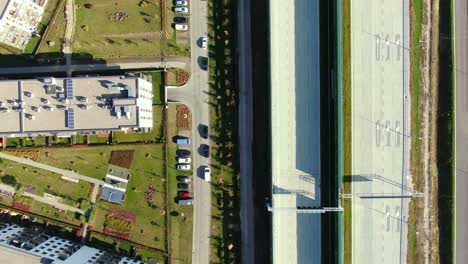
[177,164,191,170]
[177,157,191,163]
[178,198,193,205]
[174,7,188,13]
[199,124,209,139]
[201,37,208,49]
[175,0,188,6]
[176,137,191,145]
[178,191,192,199]
[200,144,209,157]
[178,183,190,190]
[176,149,191,156]
[204,167,211,182]
[174,17,189,23]
[177,176,191,183]
[200,56,208,70]
[175,24,188,31]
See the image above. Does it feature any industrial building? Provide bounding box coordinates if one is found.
[0,223,146,264]
[0,0,46,50]
[0,75,154,137]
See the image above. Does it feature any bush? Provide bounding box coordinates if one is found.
[1,175,17,186]
[84,3,93,9]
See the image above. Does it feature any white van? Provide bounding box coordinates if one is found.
[204,167,211,182]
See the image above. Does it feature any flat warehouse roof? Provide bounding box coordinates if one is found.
[0,76,152,135]
[270,0,321,263]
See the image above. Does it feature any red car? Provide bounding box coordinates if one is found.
[178,191,192,199]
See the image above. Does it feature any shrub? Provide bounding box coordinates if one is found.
[1,175,17,186]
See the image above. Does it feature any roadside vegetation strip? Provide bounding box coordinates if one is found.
[208,0,240,262]
[341,0,352,263]
[408,0,423,263]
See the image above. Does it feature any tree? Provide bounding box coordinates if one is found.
[1,175,17,186]
[81,25,89,31]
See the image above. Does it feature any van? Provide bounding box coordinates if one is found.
[204,167,211,182]
[178,199,193,205]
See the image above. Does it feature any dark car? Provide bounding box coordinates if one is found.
[174,17,189,23]
[178,183,190,190]
[200,144,209,157]
[177,176,191,183]
[176,149,191,156]
[199,124,208,139]
[200,56,208,70]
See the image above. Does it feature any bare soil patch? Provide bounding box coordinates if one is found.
[176,104,191,130]
[109,150,135,169]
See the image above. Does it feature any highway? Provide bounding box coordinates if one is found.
[350,0,410,263]
[454,0,468,262]
[237,0,255,263]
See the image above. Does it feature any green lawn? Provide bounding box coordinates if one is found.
[408,1,423,263]
[31,199,84,225]
[37,145,135,180]
[113,106,164,143]
[342,0,352,263]
[0,158,92,203]
[38,0,67,55]
[73,0,164,58]
[88,135,110,144]
[143,71,165,105]
[90,144,167,250]
[167,104,193,264]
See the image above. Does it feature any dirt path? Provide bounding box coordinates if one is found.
[416,0,440,262]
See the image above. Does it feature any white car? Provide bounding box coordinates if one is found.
[177,157,191,163]
[175,24,188,31]
[204,167,211,182]
[174,7,188,13]
[201,37,207,49]
[175,0,188,6]
[177,164,191,170]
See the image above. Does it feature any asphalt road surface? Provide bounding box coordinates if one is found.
[237,0,255,263]
[455,0,468,262]
[350,0,410,263]
[171,1,211,263]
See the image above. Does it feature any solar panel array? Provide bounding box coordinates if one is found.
[66,108,75,129]
[64,79,73,99]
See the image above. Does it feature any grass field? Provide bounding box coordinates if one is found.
[73,0,165,59]
[166,104,193,264]
[0,158,92,203]
[38,1,67,55]
[113,106,164,143]
[342,0,352,263]
[89,144,167,250]
[408,0,423,263]
[37,145,135,180]
[143,71,165,105]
